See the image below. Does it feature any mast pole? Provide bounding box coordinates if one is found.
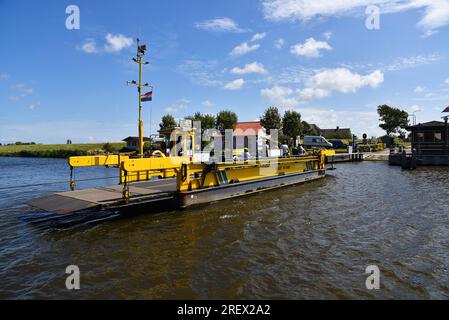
[137,39,144,157]
[127,38,150,158]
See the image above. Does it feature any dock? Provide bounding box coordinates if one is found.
[325,153,364,163]
[389,150,418,170]
[28,179,177,215]
[325,152,391,163]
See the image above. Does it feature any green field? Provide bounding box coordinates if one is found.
[0,143,126,158]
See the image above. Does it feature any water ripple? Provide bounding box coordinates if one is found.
[0,158,449,299]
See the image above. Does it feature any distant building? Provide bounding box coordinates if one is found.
[212,121,267,159]
[234,121,265,144]
[122,136,151,151]
[308,124,352,139]
[406,120,449,165]
[320,126,352,139]
[379,135,395,148]
[307,124,322,136]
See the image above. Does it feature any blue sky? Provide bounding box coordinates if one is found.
[1,0,449,143]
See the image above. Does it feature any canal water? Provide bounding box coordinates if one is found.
[0,157,449,299]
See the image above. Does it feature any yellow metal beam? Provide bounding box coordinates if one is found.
[121,156,186,172]
[176,156,324,191]
[120,155,188,184]
[68,154,130,167]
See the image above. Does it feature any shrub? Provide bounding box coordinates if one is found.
[102,142,115,153]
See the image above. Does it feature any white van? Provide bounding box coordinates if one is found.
[303,136,333,148]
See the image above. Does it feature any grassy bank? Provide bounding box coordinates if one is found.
[0,143,126,158]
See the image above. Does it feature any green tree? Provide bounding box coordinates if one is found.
[159,114,177,132]
[260,107,282,133]
[327,130,352,139]
[102,142,115,153]
[377,104,409,135]
[143,141,153,153]
[282,110,302,143]
[216,110,238,130]
[202,114,216,129]
[183,115,195,122]
[301,121,315,136]
[185,112,216,129]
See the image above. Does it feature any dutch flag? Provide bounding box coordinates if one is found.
[141,91,153,102]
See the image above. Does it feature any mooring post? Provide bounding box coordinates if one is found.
[69,166,76,191]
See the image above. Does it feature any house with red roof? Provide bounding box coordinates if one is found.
[212,121,279,160]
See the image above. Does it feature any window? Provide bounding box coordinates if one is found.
[435,132,442,142]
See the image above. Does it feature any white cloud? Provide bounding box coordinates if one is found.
[14,83,34,94]
[338,54,440,74]
[410,0,449,32]
[270,65,314,85]
[323,31,333,40]
[230,62,268,75]
[80,34,133,54]
[251,32,267,42]
[224,78,245,90]
[262,0,449,35]
[194,17,247,32]
[383,54,441,71]
[0,73,9,80]
[261,68,384,108]
[164,107,177,113]
[80,39,98,54]
[305,68,384,93]
[164,98,191,113]
[9,83,34,101]
[414,86,426,93]
[445,78,449,84]
[202,100,215,107]
[261,86,299,108]
[29,101,40,111]
[410,104,422,112]
[230,42,260,56]
[262,0,384,21]
[297,87,330,100]
[290,38,332,58]
[104,33,133,53]
[274,38,285,49]
[177,60,223,87]
[413,89,449,102]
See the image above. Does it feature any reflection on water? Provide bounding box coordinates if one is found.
[1,157,449,299]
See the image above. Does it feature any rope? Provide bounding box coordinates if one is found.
[0,170,172,191]
[0,176,119,191]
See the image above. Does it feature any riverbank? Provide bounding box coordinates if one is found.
[0,143,125,158]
